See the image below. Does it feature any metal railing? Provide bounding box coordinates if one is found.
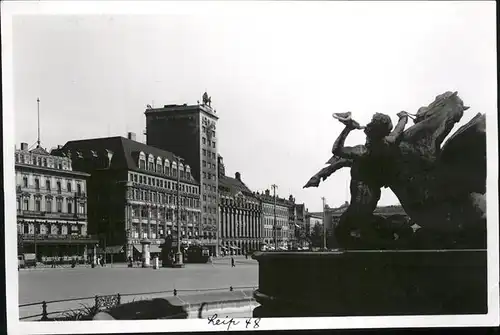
[19,285,257,321]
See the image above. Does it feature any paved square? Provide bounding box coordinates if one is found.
[19,257,258,320]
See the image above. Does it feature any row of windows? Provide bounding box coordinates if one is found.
[263,229,289,238]
[264,217,288,226]
[20,223,84,236]
[203,205,218,214]
[129,173,199,195]
[202,149,217,160]
[203,217,216,226]
[203,183,217,193]
[137,152,191,178]
[263,205,289,217]
[131,207,200,223]
[202,137,216,148]
[129,227,216,240]
[202,160,216,170]
[16,153,69,170]
[17,197,85,214]
[220,198,260,210]
[202,172,217,181]
[129,189,200,208]
[201,126,216,138]
[202,194,217,205]
[22,176,84,194]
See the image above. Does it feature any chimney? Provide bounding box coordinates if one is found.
[265,189,270,196]
[127,132,136,141]
[235,172,241,181]
[20,142,28,151]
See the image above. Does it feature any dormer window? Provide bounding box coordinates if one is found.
[148,154,154,171]
[156,157,162,173]
[139,152,146,169]
[172,161,177,177]
[179,163,184,178]
[164,159,170,175]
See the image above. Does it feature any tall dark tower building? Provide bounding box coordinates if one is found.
[144,92,219,255]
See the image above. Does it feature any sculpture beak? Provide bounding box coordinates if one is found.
[464,106,470,111]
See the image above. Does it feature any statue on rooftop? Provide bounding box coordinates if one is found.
[304,92,486,250]
[202,92,212,107]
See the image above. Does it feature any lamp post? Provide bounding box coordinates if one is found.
[173,155,185,268]
[321,197,326,250]
[271,184,278,251]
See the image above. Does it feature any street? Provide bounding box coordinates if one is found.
[19,256,258,320]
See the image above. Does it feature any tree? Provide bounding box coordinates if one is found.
[309,224,324,248]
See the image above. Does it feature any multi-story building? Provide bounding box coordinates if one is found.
[15,142,96,261]
[144,93,219,252]
[291,203,306,248]
[54,134,202,260]
[217,155,262,255]
[305,211,323,237]
[257,190,295,250]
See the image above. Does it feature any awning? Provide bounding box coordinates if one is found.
[150,245,162,253]
[103,246,124,254]
[133,244,162,253]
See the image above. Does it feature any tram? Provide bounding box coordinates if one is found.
[161,238,210,265]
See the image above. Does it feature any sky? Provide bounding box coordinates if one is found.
[10,1,497,212]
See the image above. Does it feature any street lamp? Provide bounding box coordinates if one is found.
[172,155,185,268]
[321,197,326,250]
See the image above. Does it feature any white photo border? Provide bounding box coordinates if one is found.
[2,1,498,334]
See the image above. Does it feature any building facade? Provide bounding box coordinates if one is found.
[292,203,307,248]
[56,135,203,260]
[16,143,96,261]
[144,93,219,252]
[217,156,262,255]
[305,212,323,236]
[257,190,295,250]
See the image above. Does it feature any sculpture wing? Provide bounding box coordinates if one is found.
[439,113,486,195]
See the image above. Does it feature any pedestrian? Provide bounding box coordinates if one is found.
[231,257,235,268]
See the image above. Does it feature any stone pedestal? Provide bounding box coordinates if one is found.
[252,250,487,317]
[141,240,151,268]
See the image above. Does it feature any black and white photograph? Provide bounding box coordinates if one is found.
[2,1,498,334]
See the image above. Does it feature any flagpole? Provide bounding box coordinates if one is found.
[37,98,41,148]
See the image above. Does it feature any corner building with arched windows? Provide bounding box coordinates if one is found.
[57,135,201,261]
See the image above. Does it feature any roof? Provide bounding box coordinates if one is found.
[219,175,256,199]
[307,212,324,219]
[61,136,198,183]
[29,146,50,155]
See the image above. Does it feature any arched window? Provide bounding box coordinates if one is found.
[164,159,170,175]
[148,154,155,171]
[172,161,177,177]
[156,157,162,173]
[179,163,184,178]
[185,165,191,180]
[67,182,72,192]
[139,152,146,169]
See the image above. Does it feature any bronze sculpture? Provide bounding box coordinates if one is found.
[305,92,486,249]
